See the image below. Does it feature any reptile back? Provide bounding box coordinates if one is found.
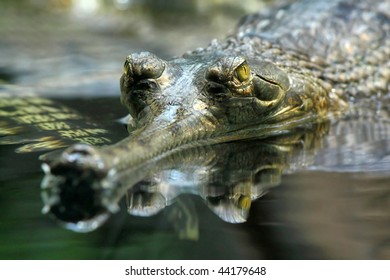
[237,0,390,97]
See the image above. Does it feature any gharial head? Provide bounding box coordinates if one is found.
[40,49,334,228]
[40,48,336,231]
[119,50,330,138]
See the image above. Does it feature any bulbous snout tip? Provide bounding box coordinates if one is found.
[40,143,119,232]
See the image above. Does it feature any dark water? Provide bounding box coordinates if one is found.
[1,98,390,259]
[1,0,390,260]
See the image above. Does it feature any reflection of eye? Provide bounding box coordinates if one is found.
[234,62,250,82]
[238,195,251,210]
[124,60,130,75]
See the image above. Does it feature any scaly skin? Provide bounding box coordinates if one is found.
[44,0,390,195]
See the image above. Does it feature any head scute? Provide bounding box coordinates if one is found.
[204,56,254,98]
[206,56,249,83]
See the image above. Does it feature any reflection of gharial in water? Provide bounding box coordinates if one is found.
[41,123,329,233]
[127,124,330,221]
[41,0,390,232]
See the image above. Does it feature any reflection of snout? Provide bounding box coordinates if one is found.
[40,144,115,232]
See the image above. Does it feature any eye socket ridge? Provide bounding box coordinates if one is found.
[206,57,252,88]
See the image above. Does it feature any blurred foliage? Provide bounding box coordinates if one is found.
[0,0,274,28]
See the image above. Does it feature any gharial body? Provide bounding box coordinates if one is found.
[45,0,390,183]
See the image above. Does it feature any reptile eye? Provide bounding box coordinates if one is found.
[238,195,251,210]
[124,60,131,75]
[234,62,250,82]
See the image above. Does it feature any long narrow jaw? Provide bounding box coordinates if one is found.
[39,111,211,231]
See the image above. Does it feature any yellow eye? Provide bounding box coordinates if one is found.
[234,62,250,82]
[124,59,130,75]
[238,195,251,210]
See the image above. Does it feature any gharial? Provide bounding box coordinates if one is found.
[43,0,390,190]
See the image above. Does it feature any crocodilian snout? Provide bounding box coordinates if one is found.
[40,104,216,231]
[41,50,278,229]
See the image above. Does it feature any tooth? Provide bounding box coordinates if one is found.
[107,203,120,213]
[41,204,50,214]
[41,163,51,174]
